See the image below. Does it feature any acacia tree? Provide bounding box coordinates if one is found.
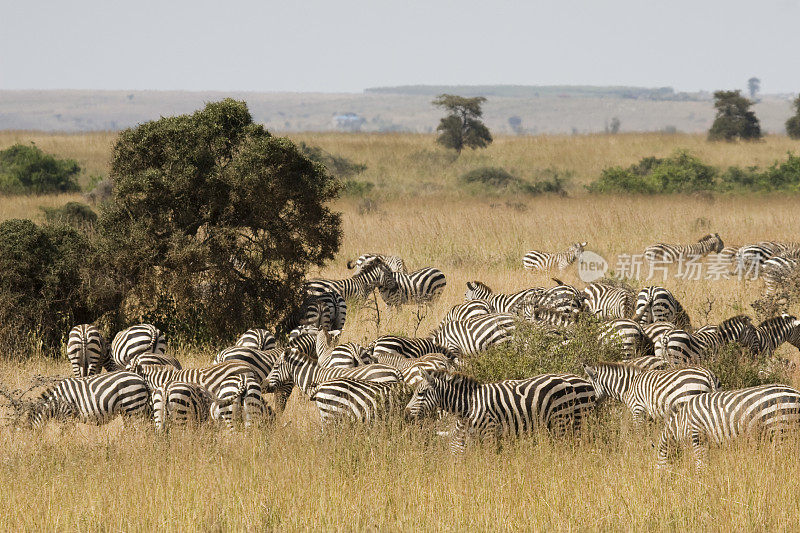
[708,90,762,141]
[100,99,341,341]
[433,94,492,153]
[786,94,800,140]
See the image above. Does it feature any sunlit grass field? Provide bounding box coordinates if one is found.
[1,131,800,530]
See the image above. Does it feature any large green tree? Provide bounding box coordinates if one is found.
[786,94,800,140]
[433,94,492,153]
[708,90,762,141]
[100,99,341,340]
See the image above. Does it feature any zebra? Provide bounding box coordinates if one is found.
[234,329,277,351]
[523,307,579,329]
[369,335,451,360]
[626,355,669,371]
[584,363,718,423]
[658,384,800,469]
[522,282,586,316]
[315,329,372,368]
[598,319,654,357]
[658,315,755,365]
[370,352,452,386]
[463,281,543,314]
[642,321,677,343]
[644,233,724,263]
[126,352,182,370]
[152,381,216,431]
[26,371,150,429]
[523,242,586,271]
[293,290,346,332]
[377,266,447,307]
[761,255,800,295]
[582,283,635,319]
[735,241,800,276]
[213,346,291,411]
[347,253,407,275]
[751,314,800,355]
[441,300,492,325]
[405,370,596,453]
[66,324,108,377]
[304,256,388,300]
[432,313,517,358]
[265,348,402,402]
[111,324,166,369]
[633,286,691,330]
[287,325,323,359]
[308,378,399,428]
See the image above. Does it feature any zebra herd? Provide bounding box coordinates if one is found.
[12,245,800,470]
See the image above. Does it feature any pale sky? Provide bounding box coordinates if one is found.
[2,0,799,94]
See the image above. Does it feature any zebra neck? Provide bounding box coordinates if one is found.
[290,357,319,394]
[437,379,477,418]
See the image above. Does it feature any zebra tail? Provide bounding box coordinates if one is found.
[551,277,565,286]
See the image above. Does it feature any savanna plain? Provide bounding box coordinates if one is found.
[1,131,800,531]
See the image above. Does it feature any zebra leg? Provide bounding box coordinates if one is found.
[450,419,469,455]
[630,406,646,428]
[243,381,264,429]
[689,429,707,471]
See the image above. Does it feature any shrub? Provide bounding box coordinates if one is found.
[588,151,717,194]
[40,202,97,227]
[787,95,800,140]
[459,167,568,196]
[341,179,375,197]
[0,144,81,194]
[298,142,367,178]
[719,153,800,192]
[704,343,790,390]
[708,90,762,141]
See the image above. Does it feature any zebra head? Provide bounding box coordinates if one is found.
[404,369,445,419]
[700,233,725,254]
[568,242,588,260]
[27,393,76,429]
[464,281,492,301]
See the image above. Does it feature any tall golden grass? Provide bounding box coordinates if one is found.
[1,131,800,530]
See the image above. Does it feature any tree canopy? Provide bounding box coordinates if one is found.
[100,99,341,340]
[786,95,800,140]
[433,94,492,153]
[708,90,762,142]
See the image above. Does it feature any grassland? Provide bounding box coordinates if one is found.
[1,131,800,530]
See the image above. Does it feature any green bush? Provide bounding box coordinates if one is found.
[341,179,375,197]
[587,151,717,194]
[787,94,800,139]
[40,202,98,227]
[298,142,367,179]
[0,144,81,194]
[704,343,790,389]
[459,167,568,196]
[719,153,800,192]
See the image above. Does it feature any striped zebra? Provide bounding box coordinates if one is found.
[377,266,447,307]
[308,378,398,428]
[235,329,277,351]
[440,300,492,326]
[658,315,756,365]
[287,325,323,359]
[134,361,263,428]
[463,281,544,314]
[347,253,407,275]
[735,241,800,275]
[152,381,215,431]
[626,355,669,371]
[582,283,635,319]
[293,290,347,332]
[432,313,517,358]
[751,314,800,355]
[598,319,654,357]
[405,370,596,453]
[523,242,586,271]
[584,363,718,423]
[523,307,579,329]
[633,286,691,330]
[304,256,388,300]
[213,346,292,411]
[658,384,800,469]
[66,324,108,377]
[27,371,150,429]
[265,348,402,401]
[315,329,371,368]
[644,233,724,263]
[126,352,182,370]
[642,321,677,344]
[111,324,166,369]
[371,352,452,386]
[369,335,451,360]
[761,255,800,295]
[523,282,586,316]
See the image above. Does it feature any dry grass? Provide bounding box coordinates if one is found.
[1,132,800,530]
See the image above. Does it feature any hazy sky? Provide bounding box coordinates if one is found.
[2,0,799,94]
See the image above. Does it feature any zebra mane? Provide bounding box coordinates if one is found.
[757,314,797,329]
[466,281,492,293]
[718,314,752,328]
[426,369,480,389]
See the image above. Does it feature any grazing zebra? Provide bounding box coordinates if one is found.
[523,282,586,316]
[304,256,388,300]
[370,335,451,360]
[633,286,691,330]
[293,290,347,332]
[27,371,150,428]
[347,253,407,275]
[735,241,800,275]
[658,384,800,469]
[287,325,323,359]
[584,363,718,423]
[265,348,402,402]
[761,256,800,295]
[751,314,800,355]
[642,321,677,344]
[315,329,372,368]
[441,300,492,326]
[523,307,579,328]
[657,315,756,365]
[523,242,586,271]
[111,324,166,369]
[309,378,398,428]
[66,325,108,378]
[371,352,452,386]
[432,313,517,358]
[213,346,291,411]
[463,281,543,314]
[644,233,724,263]
[377,266,447,307]
[152,381,215,431]
[126,352,182,370]
[235,329,277,351]
[582,283,635,319]
[717,245,740,266]
[405,370,596,453]
[598,319,654,357]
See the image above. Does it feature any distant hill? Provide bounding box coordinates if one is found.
[0,89,795,134]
